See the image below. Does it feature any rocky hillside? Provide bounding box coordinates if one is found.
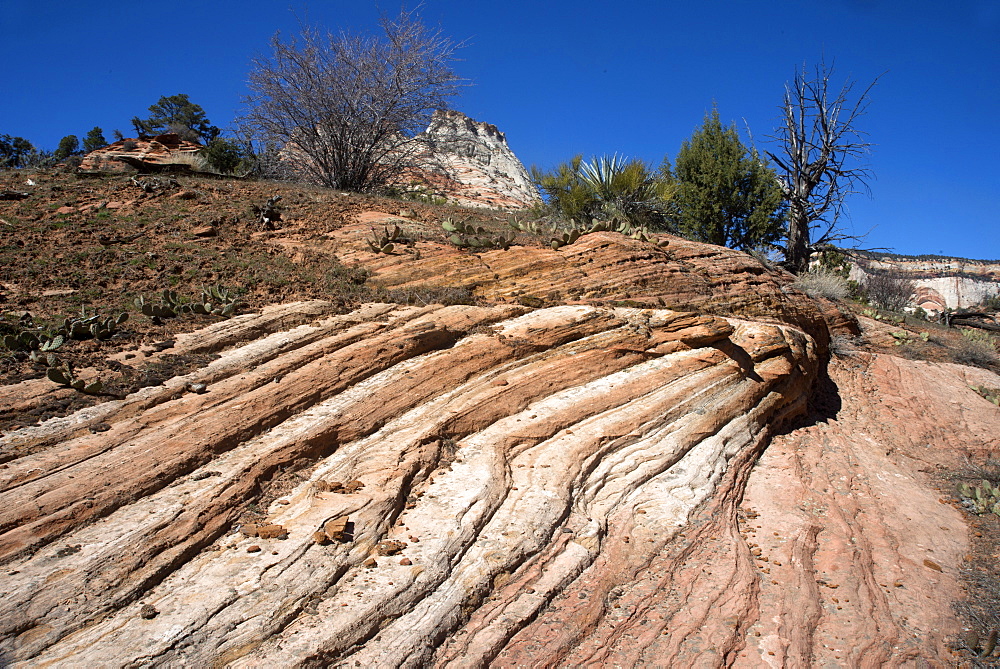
[76,110,540,211]
[1,168,998,666]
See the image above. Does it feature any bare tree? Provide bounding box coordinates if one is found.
[861,267,914,311]
[238,8,464,192]
[767,62,882,273]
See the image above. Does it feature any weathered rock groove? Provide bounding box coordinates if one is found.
[0,299,817,666]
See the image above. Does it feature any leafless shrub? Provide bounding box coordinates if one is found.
[239,8,464,192]
[862,270,914,311]
[795,269,849,300]
[953,338,998,369]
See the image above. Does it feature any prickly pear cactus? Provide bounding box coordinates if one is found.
[958,480,1000,516]
[366,225,403,254]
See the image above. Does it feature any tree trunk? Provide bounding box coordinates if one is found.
[786,201,810,273]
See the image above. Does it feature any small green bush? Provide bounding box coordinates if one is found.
[200,138,245,174]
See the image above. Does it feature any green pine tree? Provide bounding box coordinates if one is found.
[54,135,80,161]
[672,106,785,251]
[83,127,108,153]
[131,94,220,144]
[0,134,34,168]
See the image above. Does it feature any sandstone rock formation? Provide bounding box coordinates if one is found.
[850,255,1000,313]
[0,298,816,666]
[408,110,540,210]
[332,217,832,345]
[78,133,203,172]
[1,224,996,666]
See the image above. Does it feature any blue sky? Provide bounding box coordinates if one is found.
[3,0,998,259]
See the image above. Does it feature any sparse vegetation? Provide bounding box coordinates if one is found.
[367,224,404,254]
[795,269,849,300]
[954,329,998,368]
[861,269,914,311]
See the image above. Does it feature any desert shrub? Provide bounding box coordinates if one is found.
[829,334,856,357]
[200,138,246,174]
[863,270,914,311]
[122,140,138,151]
[532,154,672,229]
[978,294,1000,312]
[964,328,995,343]
[164,151,209,171]
[795,269,849,300]
[953,331,998,368]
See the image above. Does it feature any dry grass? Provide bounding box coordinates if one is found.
[795,269,849,300]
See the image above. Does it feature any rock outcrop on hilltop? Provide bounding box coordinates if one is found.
[78,133,203,172]
[851,255,1000,313]
[408,109,540,210]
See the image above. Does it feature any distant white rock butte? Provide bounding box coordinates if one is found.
[408,109,541,210]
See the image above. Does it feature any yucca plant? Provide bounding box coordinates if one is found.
[533,154,673,229]
[578,154,674,228]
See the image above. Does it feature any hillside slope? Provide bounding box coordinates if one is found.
[1,168,997,666]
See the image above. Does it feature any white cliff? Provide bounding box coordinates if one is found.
[413,110,540,210]
[850,255,1000,313]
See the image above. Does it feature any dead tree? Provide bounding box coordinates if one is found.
[767,62,882,273]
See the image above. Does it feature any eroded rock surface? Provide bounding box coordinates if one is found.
[850,255,1000,313]
[78,133,203,172]
[331,220,833,346]
[0,299,818,666]
[410,110,540,210]
[0,257,995,665]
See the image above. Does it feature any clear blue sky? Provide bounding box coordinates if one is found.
[3,1,998,260]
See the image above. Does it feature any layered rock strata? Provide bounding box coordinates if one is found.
[78,133,203,172]
[850,256,1000,312]
[409,110,540,210]
[332,221,833,346]
[0,299,817,665]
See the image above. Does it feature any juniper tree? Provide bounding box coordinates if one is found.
[83,127,108,153]
[0,134,34,168]
[132,94,220,144]
[54,135,80,161]
[672,106,785,251]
